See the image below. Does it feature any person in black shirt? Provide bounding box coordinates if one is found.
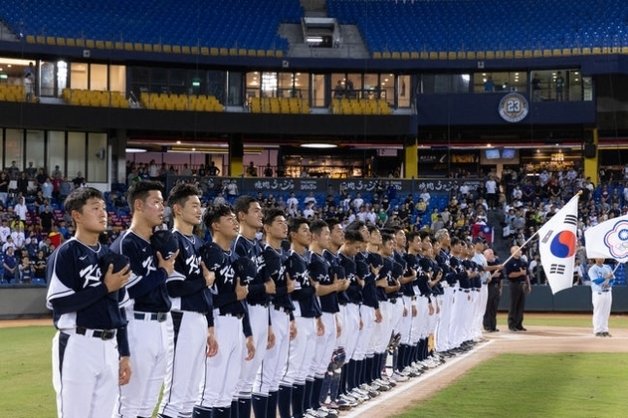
[483,248,503,332]
[505,245,531,332]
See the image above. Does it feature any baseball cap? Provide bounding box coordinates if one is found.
[473,237,486,245]
[150,230,178,260]
[232,257,257,283]
[98,251,130,274]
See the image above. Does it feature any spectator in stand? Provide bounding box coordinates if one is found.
[286,192,299,210]
[33,250,46,282]
[431,214,445,232]
[0,219,9,243]
[245,161,257,177]
[17,172,29,196]
[14,197,27,222]
[148,159,160,180]
[419,190,431,206]
[24,237,39,258]
[2,235,15,253]
[3,246,17,284]
[352,193,364,212]
[415,198,427,216]
[72,171,85,188]
[263,164,273,177]
[303,201,315,219]
[18,254,33,284]
[304,191,317,206]
[0,172,8,205]
[39,205,54,233]
[7,161,20,181]
[41,177,53,200]
[11,224,25,249]
[206,160,220,176]
[25,162,37,179]
[485,175,498,210]
[51,165,62,179]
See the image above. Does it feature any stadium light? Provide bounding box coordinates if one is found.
[301,143,337,149]
[125,148,146,153]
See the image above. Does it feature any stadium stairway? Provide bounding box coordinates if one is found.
[488,209,510,262]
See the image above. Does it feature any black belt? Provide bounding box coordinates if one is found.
[249,302,269,308]
[597,290,610,294]
[389,298,398,304]
[75,326,116,340]
[134,312,169,322]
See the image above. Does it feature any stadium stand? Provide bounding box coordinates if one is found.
[0,0,301,53]
[328,0,628,57]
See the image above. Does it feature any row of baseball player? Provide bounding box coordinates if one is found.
[46,180,494,418]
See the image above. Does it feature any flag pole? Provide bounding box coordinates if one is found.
[500,230,539,266]
[500,191,582,267]
[612,262,623,274]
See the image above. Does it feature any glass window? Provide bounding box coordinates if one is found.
[87,133,107,182]
[40,61,55,96]
[25,130,44,170]
[5,129,23,169]
[260,72,277,97]
[129,66,150,96]
[277,72,293,97]
[245,71,260,99]
[363,73,380,99]
[421,74,470,94]
[294,72,308,101]
[568,70,582,101]
[189,70,203,95]
[56,60,68,95]
[227,71,243,105]
[90,64,108,91]
[529,69,580,102]
[397,75,411,107]
[346,73,362,98]
[67,132,86,180]
[381,73,394,103]
[169,69,186,94]
[473,72,527,94]
[583,76,593,101]
[71,62,88,90]
[109,65,125,93]
[331,73,346,99]
[152,68,168,93]
[47,131,66,177]
[0,130,4,168]
[312,74,326,107]
[207,70,226,102]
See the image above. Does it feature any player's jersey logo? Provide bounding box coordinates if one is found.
[186,254,201,275]
[142,256,157,275]
[79,264,102,288]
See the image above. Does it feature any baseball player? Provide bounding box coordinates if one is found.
[46,187,131,418]
[309,220,342,416]
[195,204,255,418]
[232,196,275,418]
[434,228,455,354]
[281,217,325,418]
[588,258,615,337]
[158,183,217,418]
[110,181,178,418]
[254,208,296,418]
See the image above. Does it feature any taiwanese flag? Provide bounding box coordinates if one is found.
[537,194,579,294]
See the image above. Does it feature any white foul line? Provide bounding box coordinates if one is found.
[342,340,495,418]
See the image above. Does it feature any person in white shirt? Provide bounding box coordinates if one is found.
[286,192,299,210]
[485,176,498,210]
[14,197,27,221]
[352,193,364,212]
[303,191,317,206]
[0,220,10,243]
[419,191,431,205]
[303,201,315,219]
[11,227,25,249]
[588,258,614,337]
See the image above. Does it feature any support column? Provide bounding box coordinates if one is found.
[583,128,598,185]
[229,134,244,177]
[403,137,418,179]
[110,129,127,186]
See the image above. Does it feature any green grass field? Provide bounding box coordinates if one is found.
[0,315,625,418]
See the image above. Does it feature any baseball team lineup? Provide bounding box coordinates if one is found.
[46,180,504,418]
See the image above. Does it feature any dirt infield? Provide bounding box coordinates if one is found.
[345,323,628,418]
[0,318,51,328]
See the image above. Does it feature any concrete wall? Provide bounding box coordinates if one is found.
[0,287,49,319]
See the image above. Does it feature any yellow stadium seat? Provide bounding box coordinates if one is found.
[247,49,256,56]
[95,40,105,49]
[181,46,191,54]
[456,51,465,59]
[256,49,266,57]
[229,48,238,56]
[113,41,123,49]
[105,40,113,49]
[372,51,382,59]
[447,52,456,60]
[26,35,35,43]
[152,43,162,52]
[592,47,602,54]
[238,48,247,56]
[420,51,429,59]
[503,51,513,58]
[542,49,552,57]
[582,47,592,55]
[220,48,229,55]
[200,47,210,55]
[162,44,172,53]
[466,51,476,59]
[56,37,66,46]
[275,50,284,57]
[206,47,216,55]
[401,51,410,59]
[36,35,45,44]
[514,50,523,58]
[143,43,153,52]
[134,43,143,51]
[391,51,401,59]
[85,39,95,48]
[46,36,56,45]
[428,52,438,59]
[381,51,391,59]
[552,49,562,56]
[410,51,419,59]
[532,49,542,57]
[191,46,199,54]
[622,46,628,54]
[172,45,182,54]
[476,51,485,59]
[75,38,85,47]
[562,48,571,56]
[485,51,495,59]
[438,51,447,59]
[523,50,532,57]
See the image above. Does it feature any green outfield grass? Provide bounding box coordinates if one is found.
[396,353,628,418]
[0,315,625,418]
[497,312,628,329]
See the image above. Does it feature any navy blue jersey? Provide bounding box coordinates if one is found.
[166,230,212,314]
[309,251,339,314]
[325,249,348,305]
[262,244,294,312]
[357,252,378,309]
[390,260,404,299]
[110,230,171,313]
[46,238,127,331]
[452,256,470,289]
[505,257,527,282]
[368,252,388,302]
[403,253,420,297]
[464,259,482,290]
[394,250,412,297]
[287,249,321,318]
[415,255,434,297]
[339,252,362,304]
[233,234,268,306]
